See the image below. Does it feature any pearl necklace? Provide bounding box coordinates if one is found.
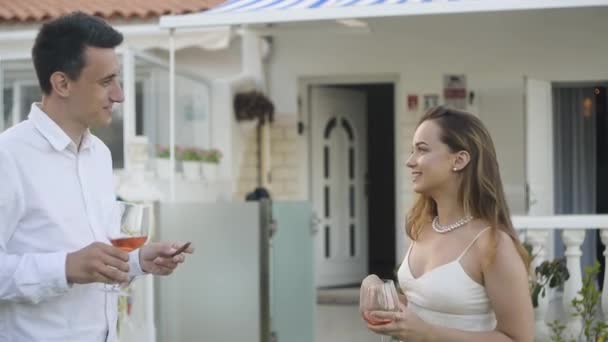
[432,215,473,234]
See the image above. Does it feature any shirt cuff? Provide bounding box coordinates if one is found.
[128,249,146,277]
[46,251,70,293]
[13,251,70,304]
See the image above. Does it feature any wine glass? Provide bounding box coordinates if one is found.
[360,279,401,342]
[104,201,152,294]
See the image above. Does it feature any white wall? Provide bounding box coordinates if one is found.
[235,115,302,200]
[265,7,608,260]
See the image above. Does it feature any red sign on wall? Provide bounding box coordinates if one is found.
[407,94,418,111]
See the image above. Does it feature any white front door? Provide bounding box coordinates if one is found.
[525,78,554,216]
[311,86,367,287]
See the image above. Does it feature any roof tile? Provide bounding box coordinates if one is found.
[0,0,224,23]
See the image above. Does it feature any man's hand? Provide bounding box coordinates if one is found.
[139,242,194,275]
[66,242,130,284]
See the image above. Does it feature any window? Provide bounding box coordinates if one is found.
[1,52,212,171]
[2,82,42,128]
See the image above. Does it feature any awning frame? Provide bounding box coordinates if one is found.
[160,0,608,29]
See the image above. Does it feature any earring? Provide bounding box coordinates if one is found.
[453,167,458,171]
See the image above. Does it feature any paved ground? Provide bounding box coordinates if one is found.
[317,304,381,342]
[316,287,384,342]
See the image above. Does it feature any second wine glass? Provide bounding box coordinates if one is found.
[360,279,401,342]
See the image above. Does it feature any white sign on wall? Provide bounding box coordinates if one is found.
[443,74,467,110]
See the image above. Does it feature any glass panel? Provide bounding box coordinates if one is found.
[325,225,331,258]
[324,145,329,179]
[0,58,125,168]
[3,87,12,130]
[350,185,355,217]
[135,81,144,136]
[324,185,330,218]
[342,118,354,141]
[1,62,41,129]
[0,53,213,168]
[19,85,41,121]
[272,202,314,342]
[91,92,125,169]
[350,224,355,257]
[349,147,355,179]
[324,117,337,139]
[148,59,212,159]
[156,202,262,341]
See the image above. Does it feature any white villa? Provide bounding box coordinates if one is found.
[1,0,608,341]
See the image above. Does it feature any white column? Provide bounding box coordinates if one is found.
[527,229,550,340]
[122,47,136,172]
[11,81,20,126]
[600,229,608,317]
[0,58,4,132]
[169,28,176,201]
[561,229,585,335]
[240,28,265,92]
[117,136,161,342]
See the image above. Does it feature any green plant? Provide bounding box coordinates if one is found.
[180,147,203,161]
[523,242,570,308]
[156,145,170,159]
[531,258,570,308]
[548,262,608,342]
[547,320,573,342]
[201,148,222,164]
[233,90,274,123]
[571,263,608,341]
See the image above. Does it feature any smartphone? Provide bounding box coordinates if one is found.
[170,242,191,257]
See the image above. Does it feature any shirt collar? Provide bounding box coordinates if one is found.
[28,103,94,152]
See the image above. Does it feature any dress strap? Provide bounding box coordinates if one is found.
[406,240,416,259]
[457,227,492,261]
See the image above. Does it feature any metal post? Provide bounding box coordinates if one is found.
[122,47,136,171]
[169,29,176,201]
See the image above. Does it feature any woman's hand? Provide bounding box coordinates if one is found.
[361,274,383,289]
[397,293,408,307]
[366,306,433,342]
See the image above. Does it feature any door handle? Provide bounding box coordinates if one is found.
[311,213,321,236]
[269,219,278,239]
[525,183,538,211]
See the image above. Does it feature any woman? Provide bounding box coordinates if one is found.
[363,106,534,341]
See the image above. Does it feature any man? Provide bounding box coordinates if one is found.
[0,12,193,341]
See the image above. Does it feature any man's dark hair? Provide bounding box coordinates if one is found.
[32,11,123,95]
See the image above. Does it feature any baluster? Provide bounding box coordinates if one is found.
[561,229,585,336]
[600,229,608,317]
[527,229,550,341]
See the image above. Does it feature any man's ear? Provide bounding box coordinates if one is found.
[49,71,71,98]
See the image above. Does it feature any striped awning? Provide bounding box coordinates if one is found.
[159,0,608,29]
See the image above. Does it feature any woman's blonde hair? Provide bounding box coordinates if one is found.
[406,106,530,269]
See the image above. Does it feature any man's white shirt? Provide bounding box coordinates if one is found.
[0,104,144,342]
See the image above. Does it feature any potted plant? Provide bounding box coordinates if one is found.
[180,147,203,181]
[155,145,171,179]
[524,242,570,340]
[201,148,222,180]
[547,262,608,342]
[530,258,570,309]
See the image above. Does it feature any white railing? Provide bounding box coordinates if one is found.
[514,215,608,341]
